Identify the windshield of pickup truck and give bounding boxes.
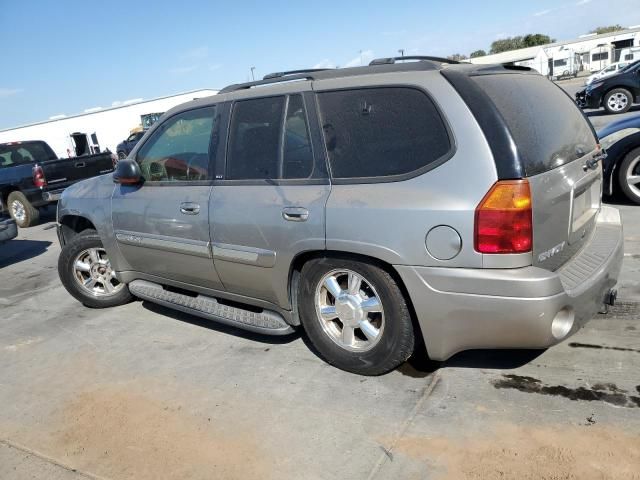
[0,141,57,168]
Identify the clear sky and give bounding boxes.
[1,0,639,130]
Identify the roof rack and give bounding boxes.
[263,68,332,80]
[219,69,331,94]
[369,55,461,66]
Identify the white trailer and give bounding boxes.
[0,90,217,159]
[589,45,612,72]
[550,48,581,79]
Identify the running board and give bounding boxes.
[129,280,294,335]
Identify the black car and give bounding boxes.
[576,60,640,114]
[0,140,115,227]
[116,131,144,160]
[599,113,640,204]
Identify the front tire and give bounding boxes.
[618,147,640,205]
[58,229,133,308]
[7,191,39,228]
[603,88,632,114]
[298,257,415,375]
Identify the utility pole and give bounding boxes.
[398,49,405,57]
[250,66,256,81]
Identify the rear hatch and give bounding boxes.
[41,152,114,186]
[470,72,601,271]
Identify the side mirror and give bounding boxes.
[113,159,143,185]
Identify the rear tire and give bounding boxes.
[618,147,640,205]
[603,88,632,114]
[7,191,39,228]
[58,229,133,308]
[298,257,415,375]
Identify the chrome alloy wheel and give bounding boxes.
[10,200,26,224]
[73,248,123,296]
[314,269,385,352]
[626,155,640,198]
[607,92,628,112]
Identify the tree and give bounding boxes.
[522,34,554,47]
[447,53,468,61]
[470,49,486,58]
[590,25,624,34]
[490,33,554,54]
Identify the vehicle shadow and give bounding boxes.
[0,239,52,268]
[586,105,640,117]
[398,346,545,378]
[141,300,300,345]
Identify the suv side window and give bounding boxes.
[226,94,315,180]
[317,87,451,180]
[136,106,216,182]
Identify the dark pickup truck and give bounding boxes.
[0,140,115,227]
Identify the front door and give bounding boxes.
[112,105,224,290]
[210,91,330,308]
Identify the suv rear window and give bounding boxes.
[317,87,451,180]
[472,74,597,176]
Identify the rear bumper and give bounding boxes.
[42,188,65,201]
[396,206,624,361]
[0,217,18,243]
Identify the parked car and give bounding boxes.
[56,57,623,375]
[599,113,640,204]
[116,131,145,160]
[576,60,640,114]
[0,213,17,244]
[0,140,115,227]
[585,61,630,85]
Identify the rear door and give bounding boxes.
[111,105,224,290]
[471,73,601,270]
[209,89,330,308]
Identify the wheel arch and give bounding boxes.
[59,214,97,244]
[287,250,425,350]
[0,186,19,212]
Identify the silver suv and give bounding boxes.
[56,57,624,375]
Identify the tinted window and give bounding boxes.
[553,59,567,67]
[283,95,313,178]
[227,95,316,180]
[317,87,451,179]
[0,142,57,168]
[136,106,216,182]
[473,74,597,176]
[592,52,609,61]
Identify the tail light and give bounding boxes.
[32,165,47,188]
[475,179,532,254]
[110,152,118,167]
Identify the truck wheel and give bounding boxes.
[298,257,415,375]
[7,191,39,228]
[618,147,640,205]
[58,229,133,308]
[604,88,632,114]
[117,151,127,160]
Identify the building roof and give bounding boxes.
[470,46,547,64]
[0,89,218,133]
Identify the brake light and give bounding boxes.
[33,165,47,188]
[474,179,532,254]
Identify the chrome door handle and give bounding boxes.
[282,207,309,222]
[75,162,86,168]
[180,202,200,215]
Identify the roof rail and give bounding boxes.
[369,55,461,66]
[219,70,331,94]
[263,68,332,80]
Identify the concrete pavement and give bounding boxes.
[0,201,639,479]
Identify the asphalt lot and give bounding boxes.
[1,114,640,478]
